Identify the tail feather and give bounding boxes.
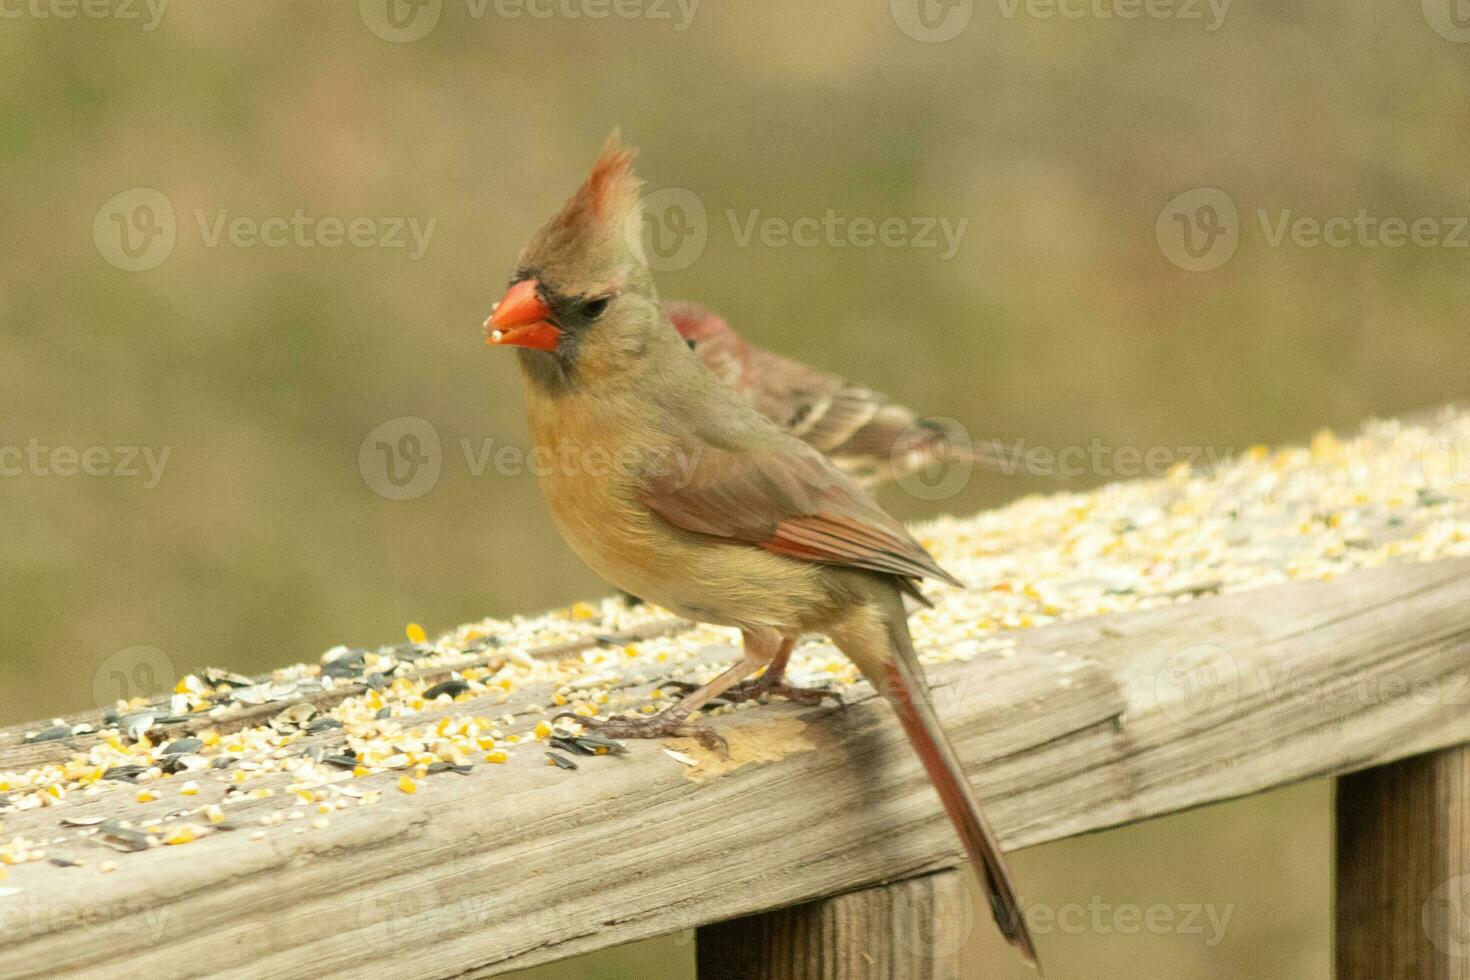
[879,610,1040,968]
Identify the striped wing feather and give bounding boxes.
[639,445,962,587]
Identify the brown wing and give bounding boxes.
[667,301,967,488]
[639,443,962,587]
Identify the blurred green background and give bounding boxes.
[3,1,1466,976]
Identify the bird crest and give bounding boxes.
[521,130,648,278]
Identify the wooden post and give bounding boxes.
[695,870,975,980]
[1337,745,1470,979]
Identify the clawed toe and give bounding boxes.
[658,676,840,708]
[552,710,728,755]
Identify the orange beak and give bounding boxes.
[485,278,561,351]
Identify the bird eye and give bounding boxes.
[582,295,610,320]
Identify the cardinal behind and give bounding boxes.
[667,301,999,488]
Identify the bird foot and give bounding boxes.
[552,710,727,755]
[660,676,842,708]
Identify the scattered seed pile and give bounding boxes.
[1,413,1468,891]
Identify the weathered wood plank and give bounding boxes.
[1,556,1467,978]
[1337,746,1470,979]
[695,870,972,980]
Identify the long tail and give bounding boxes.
[877,603,1040,968]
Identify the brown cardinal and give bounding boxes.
[666,301,992,488]
[483,135,1038,967]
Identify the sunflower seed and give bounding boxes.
[102,765,149,783]
[423,680,471,700]
[270,703,318,734]
[93,822,153,853]
[203,667,255,688]
[161,738,203,756]
[61,816,106,828]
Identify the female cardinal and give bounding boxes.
[484,135,1038,967]
[667,301,992,488]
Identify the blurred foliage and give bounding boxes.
[2,3,1462,976]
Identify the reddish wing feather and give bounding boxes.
[640,445,962,587]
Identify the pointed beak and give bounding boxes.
[485,278,561,351]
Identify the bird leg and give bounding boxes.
[554,631,778,754]
[660,636,843,708]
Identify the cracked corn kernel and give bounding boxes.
[204,805,225,825]
[164,825,199,845]
[533,721,552,739]
[136,790,157,803]
[397,776,418,794]
[484,750,508,764]
[179,782,199,796]
[406,622,427,644]
[570,601,597,620]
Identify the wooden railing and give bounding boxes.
[3,410,1469,979]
